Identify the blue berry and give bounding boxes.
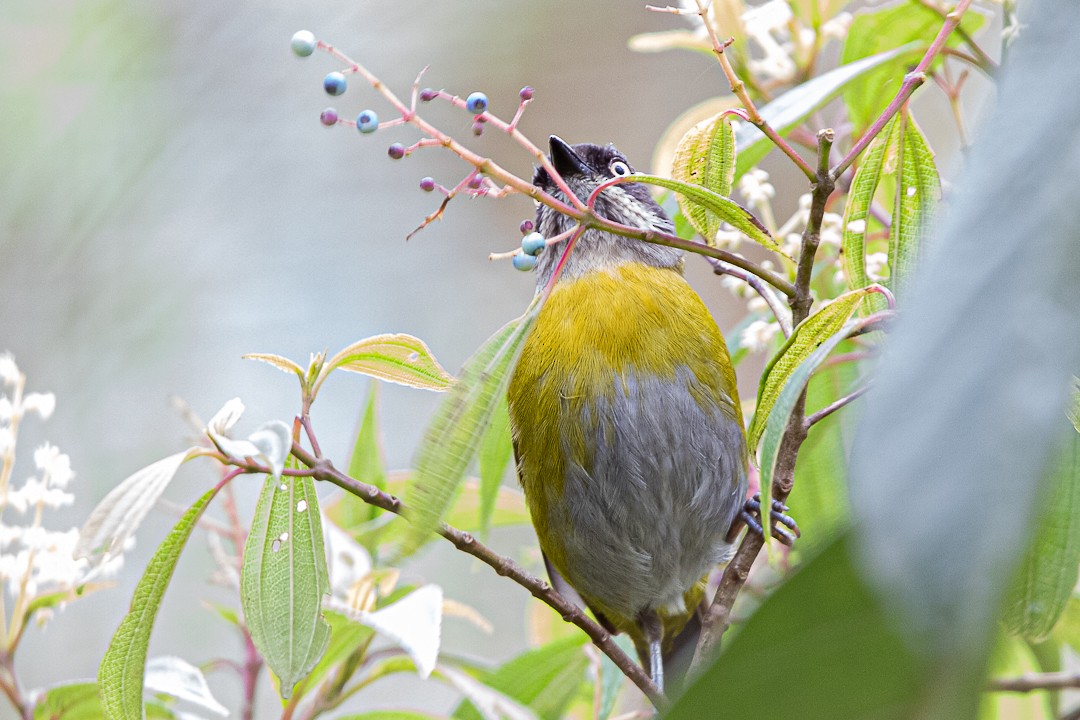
[513,253,538,271]
[419,177,436,192]
[356,109,378,133]
[465,91,488,113]
[319,108,338,126]
[323,72,347,96]
[291,30,316,57]
[521,232,546,256]
[388,143,406,160]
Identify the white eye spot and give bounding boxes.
[609,160,631,177]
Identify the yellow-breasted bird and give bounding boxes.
[508,136,755,693]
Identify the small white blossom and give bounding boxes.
[747,296,769,314]
[846,218,867,235]
[783,233,803,257]
[0,397,14,424]
[821,12,853,41]
[23,393,55,420]
[720,275,751,299]
[714,226,744,250]
[866,252,889,282]
[742,0,797,82]
[34,444,74,487]
[0,427,13,456]
[738,168,776,207]
[0,354,19,386]
[741,319,781,352]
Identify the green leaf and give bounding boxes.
[1050,596,1080,653]
[348,382,388,523]
[98,485,222,720]
[626,173,781,254]
[35,682,104,720]
[757,313,882,558]
[241,462,331,700]
[596,635,635,720]
[749,286,882,452]
[840,3,986,132]
[289,611,374,702]
[477,395,513,533]
[671,112,737,241]
[734,45,917,179]
[668,535,924,719]
[979,635,1054,720]
[1001,420,1080,640]
[242,352,306,382]
[791,358,860,555]
[400,303,540,558]
[326,334,455,391]
[889,112,940,299]
[842,115,897,313]
[452,635,589,720]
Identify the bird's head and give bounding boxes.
[531,135,682,287]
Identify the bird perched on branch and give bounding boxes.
[508,136,792,694]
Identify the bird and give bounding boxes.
[507,135,761,694]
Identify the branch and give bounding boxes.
[832,0,976,179]
[287,443,668,709]
[709,258,793,337]
[988,672,1080,692]
[685,0,816,180]
[909,0,996,74]
[804,382,872,428]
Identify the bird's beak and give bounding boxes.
[549,135,589,178]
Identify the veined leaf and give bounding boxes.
[76,449,199,560]
[34,682,104,720]
[452,635,589,720]
[889,112,940,299]
[757,313,884,553]
[749,286,884,452]
[651,96,740,181]
[1000,419,1080,640]
[241,460,331,699]
[627,173,781,254]
[841,3,987,132]
[477,395,513,533]
[242,352,306,381]
[98,484,222,720]
[326,334,454,391]
[144,657,227,717]
[671,111,737,241]
[400,303,540,558]
[734,45,917,179]
[842,115,898,313]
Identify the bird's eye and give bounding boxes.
[609,160,631,177]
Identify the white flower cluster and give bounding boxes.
[0,354,124,620]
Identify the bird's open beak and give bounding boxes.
[549,135,589,178]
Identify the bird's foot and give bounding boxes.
[737,493,800,546]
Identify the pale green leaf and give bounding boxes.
[596,635,635,720]
[842,115,898,315]
[1000,420,1080,640]
[400,303,540,558]
[749,286,883,452]
[348,382,388,522]
[734,45,917,178]
[452,635,589,720]
[627,173,781,254]
[34,682,104,720]
[98,485,222,720]
[840,3,987,132]
[241,461,331,700]
[76,449,199,559]
[671,112,737,241]
[889,112,940,299]
[1050,596,1080,653]
[326,334,454,391]
[477,396,513,533]
[758,314,882,551]
[242,352,306,381]
[144,656,227,717]
[651,97,740,181]
[290,612,374,701]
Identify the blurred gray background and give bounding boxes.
[0,0,990,716]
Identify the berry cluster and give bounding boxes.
[291,30,548,268]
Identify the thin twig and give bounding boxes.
[689,0,816,180]
[910,0,996,73]
[988,672,1080,692]
[709,259,792,337]
[287,444,668,709]
[804,382,872,428]
[832,0,975,179]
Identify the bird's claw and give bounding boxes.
[740,493,800,546]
